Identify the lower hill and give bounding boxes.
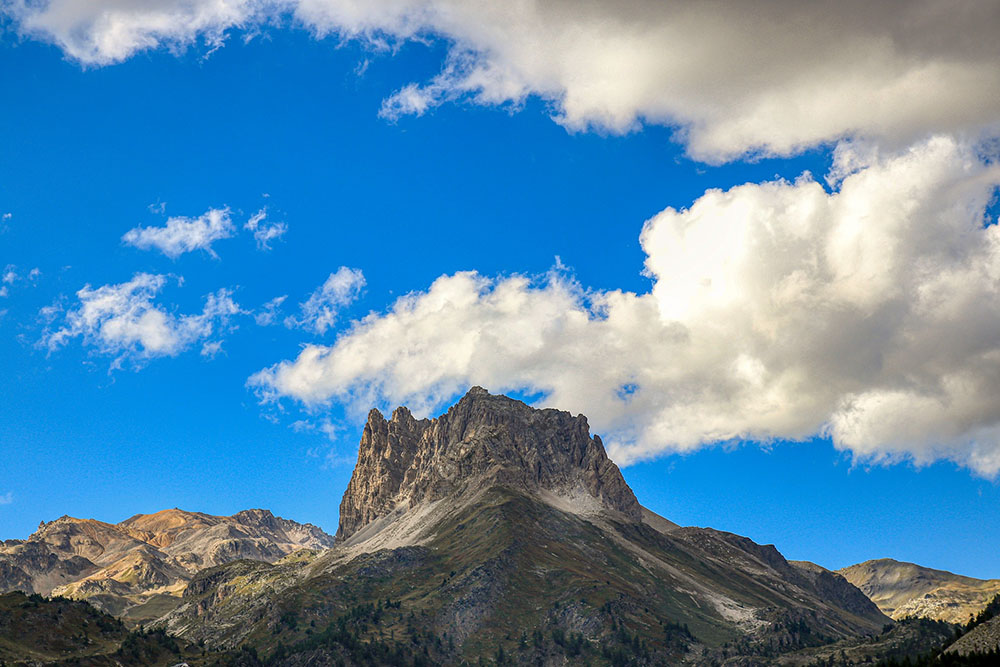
[0,591,128,664]
[0,590,279,666]
[839,559,1000,624]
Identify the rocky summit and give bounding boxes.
[337,386,641,541]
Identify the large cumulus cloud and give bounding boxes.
[252,136,1000,473]
[6,0,1000,160]
[14,0,1000,474]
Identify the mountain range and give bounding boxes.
[152,388,890,663]
[0,508,333,623]
[1,387,998,665]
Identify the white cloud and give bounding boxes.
[284,267,365,334]
[200,339,224,358]
[244,208,287,250]
[38,303,62,322]
[8,1,1000,160]
[252,136,1000,475]
[0,265,40,296]
[8,0,258,65]
[255,295,287,325]
[290,417,340,441]
[122,207,235,259]
[0,492,13,505]
[44,273,243,366]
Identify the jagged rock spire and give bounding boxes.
[337,387,640,540]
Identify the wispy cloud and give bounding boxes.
[43,273,243,368]
[200,340,225,358]
[254,295,287,326]
[284,267,365,335]
[1,265,42,298]
[295,419,354,469]
[0,492,13,506]
[122,207,235,259]
[123,207,288,258]
[244,208,287,250]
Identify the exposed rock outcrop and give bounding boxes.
[337,386,641,540]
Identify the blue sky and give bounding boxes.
[2,2,1000,578]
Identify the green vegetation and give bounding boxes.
[958,593,1000,637]
[2,487,947,665]
[112,627,183,663]
[0,591,127,663]
[168,487,893,664]
[0,591,244,666]
[869,595,1000,667]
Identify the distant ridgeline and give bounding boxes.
[0,507,334,623]
[1,388,1000,665]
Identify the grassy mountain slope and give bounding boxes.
[158,486,887,665]
[839,559,1000,623]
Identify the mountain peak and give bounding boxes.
[337,388,641,541]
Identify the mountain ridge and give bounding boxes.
[839,557,1000,624]
[0,506,334,622]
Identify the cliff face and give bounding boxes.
[337,386,641,540]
